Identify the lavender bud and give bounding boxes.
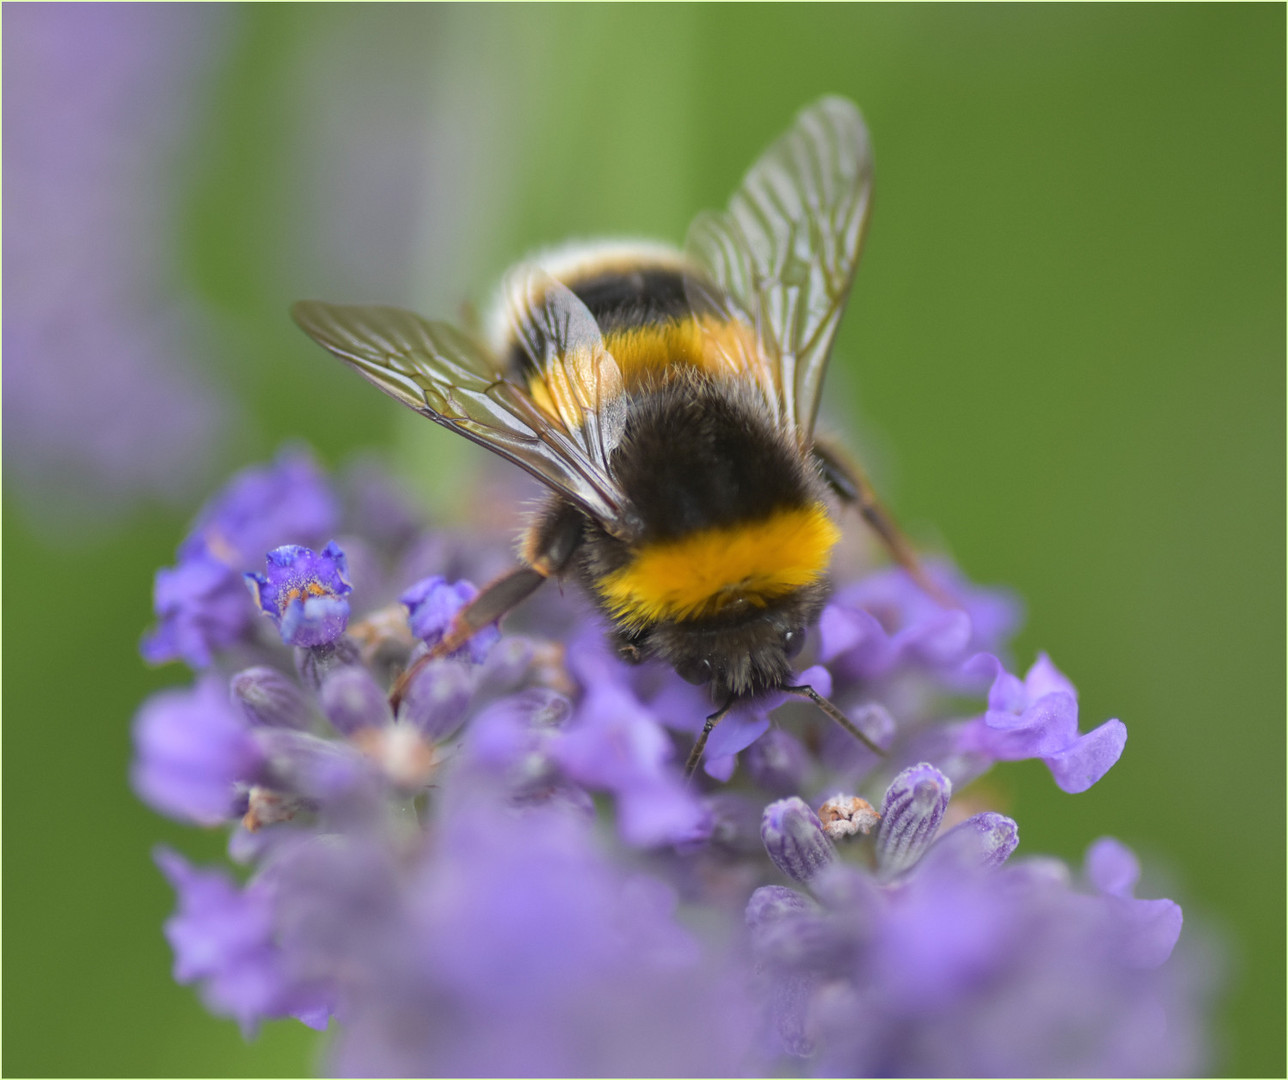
[257,728,366,802]
[923,811,1019,873]
[397,659,477,741]
[230,666,310,730]
[876,763,952,877]
[746,884,816,931]
[319,665,392,735]
[762,797,836,884]
[745,728,811,795]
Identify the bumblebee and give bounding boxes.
[294,96,935,774]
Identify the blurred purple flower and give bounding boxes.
[2,4,230,528]
[131,676,263,825]
[266,798,756,1077]
[156,847,333,1036]
[819,561,1021,683]
[179,449,341,570]
[556,626,706,846]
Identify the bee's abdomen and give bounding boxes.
[590,378,838,630]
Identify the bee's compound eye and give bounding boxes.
[676,656,713,686]
[782,627,808,660]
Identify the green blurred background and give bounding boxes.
[4,5,1282,1076]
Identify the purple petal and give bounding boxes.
[400,575,499,663]
[1111,897,1185,969]
[185,450,340,568]
[817,604,891,674]
[893,607,972,666]
[1086,836,1141,898]
[142,555,253,668]
[983,691,1080,755]
[704,708,770,763]
[1024,651,1078,701]
[155,847,333,1036]
[132,678,264,824]
[746,728,811,795]
[1044,718,1127,793]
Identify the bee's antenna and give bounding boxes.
[684,694,737,779]
[782,684,886,757]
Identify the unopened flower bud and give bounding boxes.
[762,797,836,884]
[231,666,310,729]
[876,763,952,877]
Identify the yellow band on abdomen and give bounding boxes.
[596,503,840,628]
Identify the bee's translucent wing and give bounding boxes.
[503,265,629,487]
[686,96,873,444]
[680,247,784,420]
[291,301,635,531]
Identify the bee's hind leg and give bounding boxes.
[812,440,955,607]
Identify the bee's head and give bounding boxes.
[645,586,827,700]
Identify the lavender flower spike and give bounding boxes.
[132,452,1213,1076]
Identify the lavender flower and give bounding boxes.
[246,543,352,648]
[132,677,263,825]
[956,652,1129,793]
[399,574,499,663]
[133,453,1212,1076]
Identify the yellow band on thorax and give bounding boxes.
[524,315,770,428]
[596,502,840,628]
